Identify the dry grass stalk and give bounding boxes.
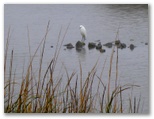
[4,23,142,113]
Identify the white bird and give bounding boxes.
[79,25,87,42]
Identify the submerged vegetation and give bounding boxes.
[4,21,142,113]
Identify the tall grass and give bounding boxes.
[4,21,141,113]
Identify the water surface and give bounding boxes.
[4,4,149,113]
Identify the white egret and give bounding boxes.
[79,25,87,42]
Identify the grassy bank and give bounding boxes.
[4,21,141,113]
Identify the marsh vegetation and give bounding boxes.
[4,21,142,113]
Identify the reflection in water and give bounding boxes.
[76,47,86,62]
[4,4,149,113]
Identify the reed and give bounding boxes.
[4,21,142,113]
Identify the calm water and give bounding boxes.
[4,4,149,113]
